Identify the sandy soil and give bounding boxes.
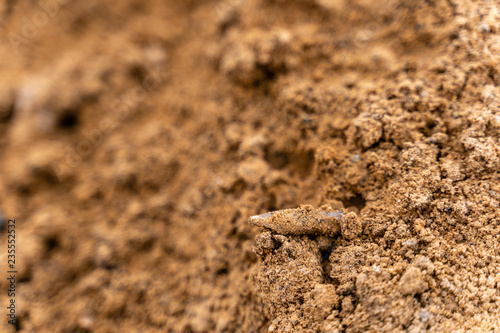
[0,0,500,332]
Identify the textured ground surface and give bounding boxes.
[1,0,500,332]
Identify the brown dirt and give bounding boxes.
[0,0,500,332]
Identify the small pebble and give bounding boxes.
[340,212,363,240]
[250,205,342,236]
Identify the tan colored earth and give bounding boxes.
[0,0,500,332]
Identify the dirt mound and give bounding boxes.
[0,0,499,332]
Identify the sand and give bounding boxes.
[0,0,499,332]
